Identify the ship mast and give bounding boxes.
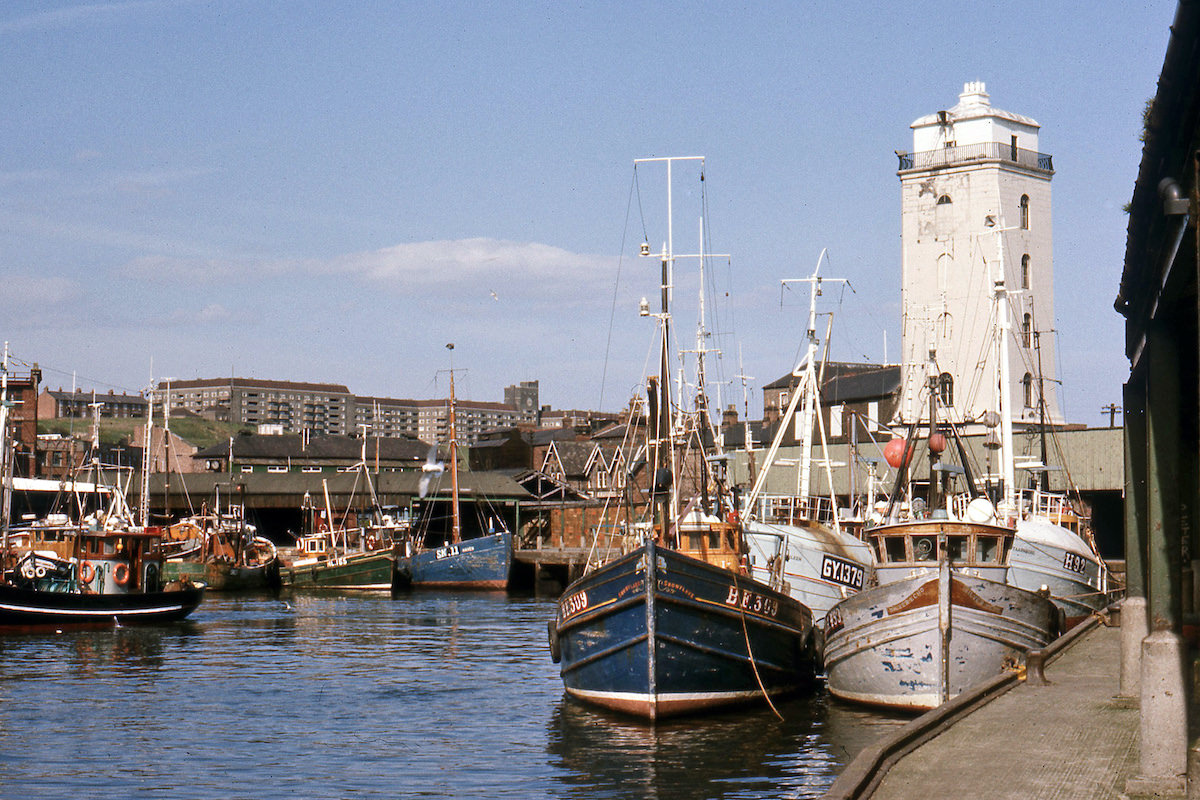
[447,343,461,546]
[0,344,13,558]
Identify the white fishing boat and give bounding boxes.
[1007,486,1109,626]
[742,251,875,624]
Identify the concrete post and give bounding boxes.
[1126,327,1188,796]
[1126,630,1188,796]
[1121,380,1148,701]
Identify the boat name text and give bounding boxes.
[724,586,780,617]
[560,590,589,620]
[821,555,865,590]
[1062,552,1088,574]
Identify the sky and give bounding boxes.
[0,1,1176,424]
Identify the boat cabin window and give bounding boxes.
[976,536,1001,563]
[686,531,705,550]
[881,536,907,563]
[946,535,969,562]
[913,536,936,561]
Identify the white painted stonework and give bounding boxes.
[897,81,1061,428]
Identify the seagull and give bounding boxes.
[490,290,499,301]
[419,444,446,498]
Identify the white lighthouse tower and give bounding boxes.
[896,81,1061,429]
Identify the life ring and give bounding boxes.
[366,536,377,550]
[20,561,35,579]
[80,561,96,583]
[113,562,131,586]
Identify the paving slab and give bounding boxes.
[867,622,1139,800]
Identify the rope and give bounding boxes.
[732,569,784,721]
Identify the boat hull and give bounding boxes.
[1010,516,1107,627]
[744,519,874,624]
[551,539,817,720]
[280,549,396,591]
[163,559,281,592]
[823,565,1059,712]
[394,531,512,589]
[0,583,205,630]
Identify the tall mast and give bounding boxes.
[447,344,461,545]
[992,223,1016,513]
[139,383,154,527]
[0,344,13,554]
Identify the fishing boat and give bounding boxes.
[280,438,404,590]
[1007,487,1108,627]
[973,226,1109,628]
[822,514,1059,711]
[162,501,280,591]
[741,251,875,625]
[393,348,512,590]
[0,352,204,629]
[279,482,402,591]
[1,518,205,629]
[822,369,1060,711]
[548,157,817,720]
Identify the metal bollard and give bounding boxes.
[1025,649,1050,686]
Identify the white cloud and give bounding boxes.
[0,1,185,34]
[328,237,615,287]
[118,238,616,293]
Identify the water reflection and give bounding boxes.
[547,690,908,800]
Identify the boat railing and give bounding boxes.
[1014,488,1088,530]
[754,494,838,526]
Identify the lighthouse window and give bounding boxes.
[1021,255,1030,289]
[938,373,954,406]
[1022,373,1034,408]
[1022,314,1032,347]
[1019,195,1030,229]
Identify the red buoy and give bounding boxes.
[928,432,947,453]
[884,437,913,468]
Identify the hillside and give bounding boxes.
[39,415,247,449]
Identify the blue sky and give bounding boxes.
[0,1,1174,423]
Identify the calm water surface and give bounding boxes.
[0,592,906,799]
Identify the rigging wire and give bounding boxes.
[598,169,641,414]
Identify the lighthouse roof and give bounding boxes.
[912,81,1040,130]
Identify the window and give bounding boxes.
[241,465,254,473]
[1022,373,1034,408]
[936,194,952,205]
[938,373,954,407]
[1019,194,1030,229]
[1010,134,1018,161]
[267,465,288,474]
[1021,254,1030,289]
[1022,313,1032,347]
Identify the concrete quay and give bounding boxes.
[824,614,1146,800]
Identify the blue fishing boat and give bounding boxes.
[394,529,511,589]
[547,157,817,720]
[393,346,512,590]
[550,529,816,719]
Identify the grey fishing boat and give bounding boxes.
[823,518,1061,711]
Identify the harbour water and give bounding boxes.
[0,592,906,799]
